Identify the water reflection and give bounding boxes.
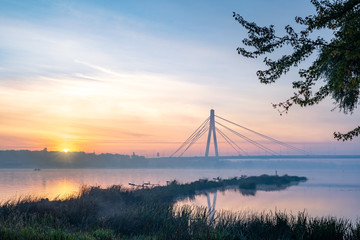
[0,171,79,200]
[177,179,304,213]
[0,168,359,222]
[176,184,360,222]
[206,192,217,224]
[44,178,79,199]
[0,169,245,201]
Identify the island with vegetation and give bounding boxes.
[1,174,359,239]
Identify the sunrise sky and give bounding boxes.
[1,0,359,156]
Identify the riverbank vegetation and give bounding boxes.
[1,175,359,239]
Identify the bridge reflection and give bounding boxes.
[206,191,217,225]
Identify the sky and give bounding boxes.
[0,0,359,156]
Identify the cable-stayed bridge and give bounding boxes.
[170,109,306,158]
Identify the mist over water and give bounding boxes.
[177,168,360,222]
[1,161,359,222]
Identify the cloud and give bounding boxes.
[1,1,359,154]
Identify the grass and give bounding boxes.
[0,175,359,239]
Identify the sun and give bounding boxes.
[62,148,70,153]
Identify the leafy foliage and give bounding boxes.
[234,0,360,140]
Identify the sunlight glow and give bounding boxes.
[1,0,359,155]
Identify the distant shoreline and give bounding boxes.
[1,150,359,169]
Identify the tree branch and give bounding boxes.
[334,126,360,141]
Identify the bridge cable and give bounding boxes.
[178,126,209,157]
[179,125,209,157]
[215,128,248,155]
[215,127,241,155]
[180,122,210,154]
[217,127,247,155]
[174,124,208,157]
[170,117,209,157]
[173,123,208,158]
[216,121,278,155]
[216,115,306,154]
[216,121,277,155]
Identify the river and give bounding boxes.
[0,166,359,222]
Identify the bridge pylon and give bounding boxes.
[170,109,305,158]
[205,109,219,157]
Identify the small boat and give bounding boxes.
[34,168,41,171]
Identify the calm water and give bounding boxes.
[0,167,359,221]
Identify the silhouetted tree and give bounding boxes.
[234,0,360,140]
